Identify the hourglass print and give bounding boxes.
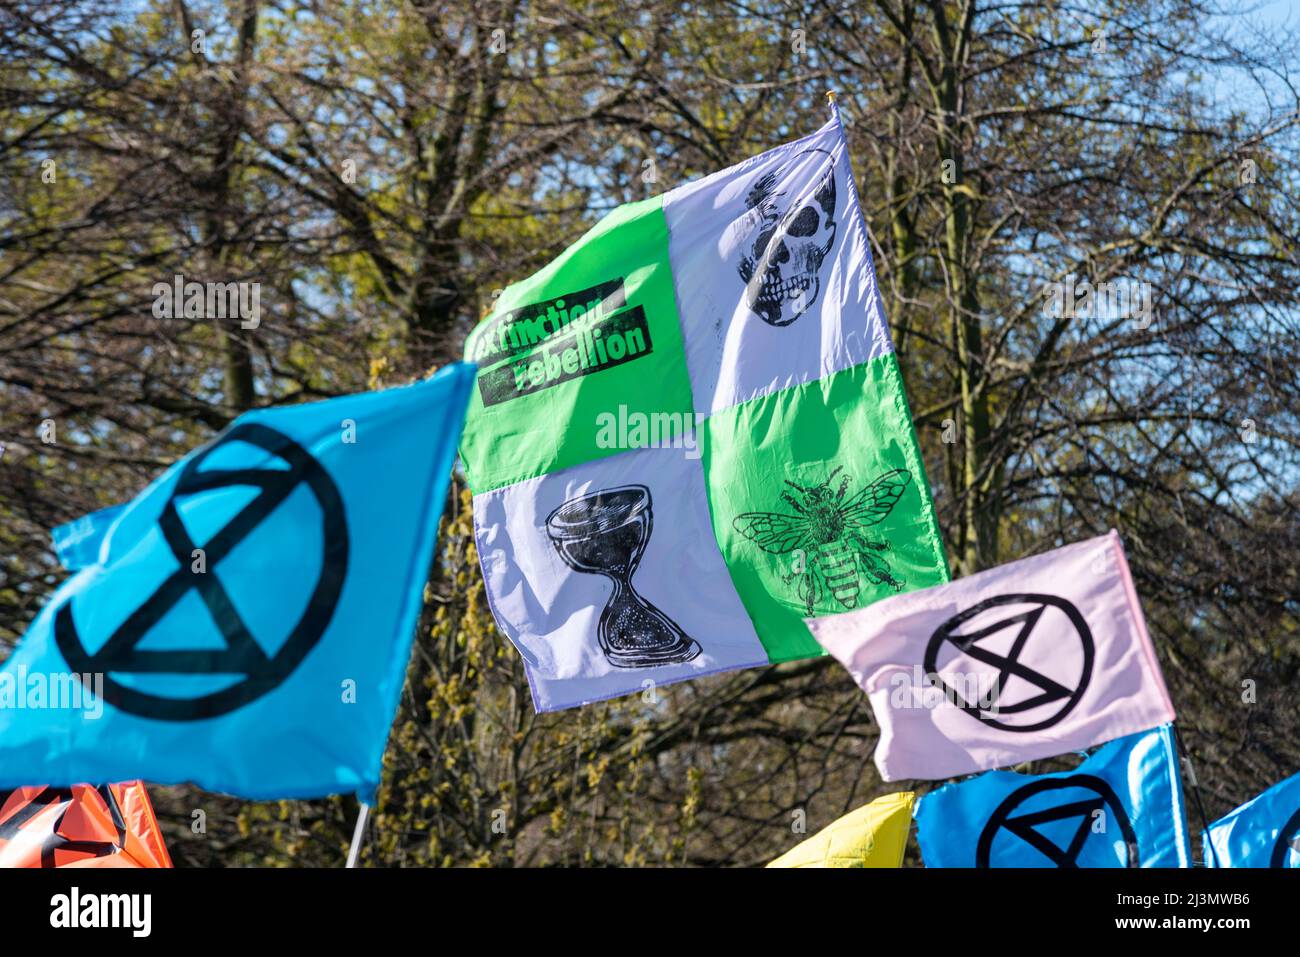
[545,484,701,668]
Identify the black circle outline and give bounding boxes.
[923,592,1095,733]
[975,774,1139,868]
[54,423,348,720]
[1269,806,1300,867]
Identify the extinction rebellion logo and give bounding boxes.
[53,423,348,721]
[470,278,653,406]
[976,775,1139,867]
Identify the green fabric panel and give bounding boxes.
[702,352,950,661]
[460,196,695,493]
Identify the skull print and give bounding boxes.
[737,149,837,327]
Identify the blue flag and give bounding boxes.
[1203,772,1300,867]
[915,726,1191,867]
[52,505,127,572]
[0,363,475,802]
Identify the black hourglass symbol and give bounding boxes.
[545,484,701,668]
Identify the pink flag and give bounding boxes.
[805,531,1175,781]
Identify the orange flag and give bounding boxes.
[0,783,172,868]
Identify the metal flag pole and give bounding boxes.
[346,801,370,869]
[1172,724,1219,868]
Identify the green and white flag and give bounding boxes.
[462,106,948,711]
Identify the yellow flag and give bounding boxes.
[767,791,914,868]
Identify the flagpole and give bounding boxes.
[1172,724,1219,867]
[346,801,370,868]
